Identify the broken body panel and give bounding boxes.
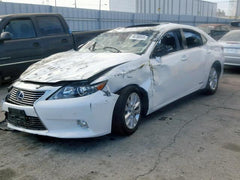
[2,23,224,138]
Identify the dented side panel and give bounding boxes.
[1,24,225,138]
[93,55,154,112]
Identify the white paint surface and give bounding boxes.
[3,23,224,138]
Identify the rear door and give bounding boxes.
[181,29,207,88]
[34,16,73,58]
[0,18,43,81]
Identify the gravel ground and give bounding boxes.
[0,67,240,180]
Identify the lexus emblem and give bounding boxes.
[16,91,24,101]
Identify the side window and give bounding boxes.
[151,31,180,57]
[183,30,203,48]
[36,16,65,36]
[3,19,36,40]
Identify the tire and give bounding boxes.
[112,86,142,135]
[203,65,220,95]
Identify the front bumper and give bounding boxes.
[2,82,118,138]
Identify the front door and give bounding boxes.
[0,18,43,81]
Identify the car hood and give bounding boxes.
[20,50,140,83]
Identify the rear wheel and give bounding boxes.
[203,65,219,95]
[112,86,142,135]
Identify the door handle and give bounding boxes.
[33,42,40,47]
[181,55,188,61]
[61,39,68,43]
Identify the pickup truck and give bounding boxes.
[0,13,106,84]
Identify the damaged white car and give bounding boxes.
[2,23,224,138]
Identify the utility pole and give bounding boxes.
[99,0,102,29]
[74,0,77,8]
[55,0,56,7]
[99,0,102,11]
[163,0,165,14]
[236,0,240,18]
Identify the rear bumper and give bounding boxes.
[224,55,240,66]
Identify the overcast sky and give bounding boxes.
[2,0,234,14]
[208,0,231,12]
[2,0,109,10]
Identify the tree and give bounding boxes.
[217,9,226,17]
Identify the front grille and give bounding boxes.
[7,113,47,130]
[7,87,45,106]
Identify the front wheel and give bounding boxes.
[112,86,142,135]
[203,66,219,95]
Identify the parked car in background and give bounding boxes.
[219,30,240,66]
[231,21,240,29]
[0,13,106,85]
[2,23,224,138]
[197,24,230,40]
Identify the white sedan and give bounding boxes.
[219,30,240,66]
[2,23,224,138]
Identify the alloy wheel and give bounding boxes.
[124,92,141,129]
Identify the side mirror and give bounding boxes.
[0,32,12,42]
[152,44,168,58]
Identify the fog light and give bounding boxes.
[77,120,88,128]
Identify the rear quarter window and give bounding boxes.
[36,16,65,36]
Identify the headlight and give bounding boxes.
[48,81,107,100]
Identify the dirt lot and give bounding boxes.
[0,67,240,180]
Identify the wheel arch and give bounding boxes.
[115,84,149,116]
[212,60,222,76]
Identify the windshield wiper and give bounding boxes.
[102,46,121,53]
[89,44,122,53]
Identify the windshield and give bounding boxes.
[220,31,240,42]
[79,30,157,54]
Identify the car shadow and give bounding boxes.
[224,66,240,75]
[141,91,203,124]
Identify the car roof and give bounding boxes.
[105,23,214,42]
[126,23,169,28]
[198,24,228,27]
[0,13,61,19]
[110,23,203,34]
